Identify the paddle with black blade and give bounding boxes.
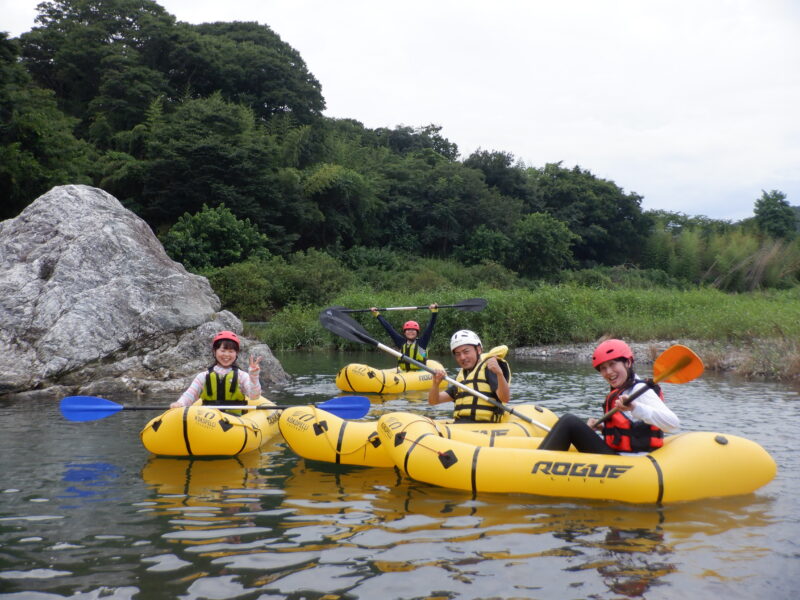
[341,297,487,313]
[319,307,552,433]
[60,395,371,422]
[593,344,704,429]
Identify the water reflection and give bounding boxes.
[141,452,270,497]
[139,455,779,599]
[59,462,123,505]
[141,447,284,555]
[0,354,797,599]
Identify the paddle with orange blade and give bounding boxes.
[594,344,704,428]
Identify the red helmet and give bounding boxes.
[403,321,420,332]
[212,330,240,350]
[592,339,633,368]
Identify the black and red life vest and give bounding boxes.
[601,378,665,452]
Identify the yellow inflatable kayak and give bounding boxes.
[278,403,559,468]
[335,359,447,393]
[139,397,281,457]
[334,345,509,394]
[376,411,777,503]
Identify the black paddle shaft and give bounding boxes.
[341,298,487,313]
[319,307,552,432]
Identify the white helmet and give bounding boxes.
[450,329,482,351]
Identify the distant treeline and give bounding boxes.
[2,0,798,294]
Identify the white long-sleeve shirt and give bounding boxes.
[174,365,261,407]
[621,380,680,433]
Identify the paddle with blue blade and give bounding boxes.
[319,306,552,433]
[60,395,371,422]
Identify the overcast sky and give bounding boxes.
[3,0,799,221]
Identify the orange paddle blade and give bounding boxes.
[652,345,704,384]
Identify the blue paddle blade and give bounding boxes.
[317,395,370,419]
[60,396,123,422]
[59,394,370,422]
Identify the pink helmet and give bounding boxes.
[592,339,633,368]
[403,321,420,332]
[212,330,240,350]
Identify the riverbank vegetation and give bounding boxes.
[4,1,799,379]
[242,279,800,380]
[227,245,800,380]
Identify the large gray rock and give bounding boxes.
[0,185,289,399]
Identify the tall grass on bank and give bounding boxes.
[247,285,800,356]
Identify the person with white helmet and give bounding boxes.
[538,338,679,454]
[428,329,510,422]
[370,304,438,371]
[170,330,263,412]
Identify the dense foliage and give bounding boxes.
[254,285,800,380]
[160,203,270,270]
[2,0,798,297]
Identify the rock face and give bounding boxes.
[0,185,289,399]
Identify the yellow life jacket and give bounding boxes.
[452,347,511,423]
[399,340,427,371]
[200,366,247,414]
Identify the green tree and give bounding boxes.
[86,54,168,147]
[509,213,579,278]
[673,228,703,283]
[527,162,650,267]
[464,149,540,210]
[377,150,520,256]
[640,228,676,273]
[206,249,354,318]
[19,1,325,142]
[136,93,289,243]
[754,189,796,239]
[299,163,379,250]
[160,204,270,270]
[19,0,175,131]
[188,21,325,123]
[453,225,513,266]
[0,32,93,218]
[372,124,459,160]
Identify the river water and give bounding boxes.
[1,351,798,600]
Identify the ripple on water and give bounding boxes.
[183,538,279,554]
[162,526,272,540]
[211,550,318,570]
[266,564,362,596]
[0,568,72,579]
[0,515,64,522]
[141,553,192,572]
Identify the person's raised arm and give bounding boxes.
[485,357,510,404]
[418,303,439,349]
[428,370,453,405]
[371,307,406,347]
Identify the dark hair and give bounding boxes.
[618,359,636,390]
[213,339,239,352]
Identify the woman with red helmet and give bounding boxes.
[370,304,439,372]
[537,338,679,454]
[170,330,263,410]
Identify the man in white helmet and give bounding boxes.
[428,330,510,422]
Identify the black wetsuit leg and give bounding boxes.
[538,413,618,454]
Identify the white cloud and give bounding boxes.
[2,0,798,220]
